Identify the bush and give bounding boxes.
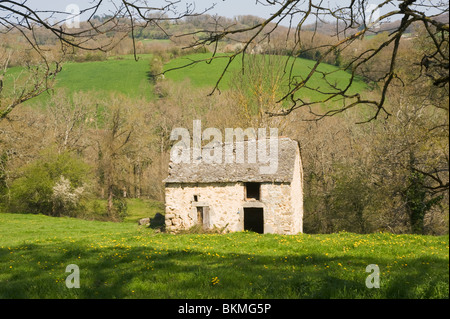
[51,176,85,217]
[8,151,92,216]
[112,196,128,221]
[149,54,164,83]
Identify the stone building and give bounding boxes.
[163,137,304,234]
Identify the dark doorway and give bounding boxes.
[244,208,264,234]
[245,182,261,200]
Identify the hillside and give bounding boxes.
[163,53,367,103]
[55,55,154,100]
[4,52,367,106]
[0,213,447,299]
[3,55,154,104]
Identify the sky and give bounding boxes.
[18,1,446,28]
[25,0,282,20]
[184,0,283,19]
[17,0,299,29]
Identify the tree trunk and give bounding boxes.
[107,184,116,221]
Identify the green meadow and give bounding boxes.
[164,53,367,103]
[4,52,367,107]
[4,54,154,103]
[55,55,154,100]
[2,52,446,300]
[0,213,448,299]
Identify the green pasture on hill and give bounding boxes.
[3,54,154,104]
[4,52,368,108]
[163,53,368,104]
[54,55,154,100]
[0,213,448,299]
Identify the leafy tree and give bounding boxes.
[404,170,443,234]
[8,151,91,216]
[329,165,373,234]
[0,151,7,195]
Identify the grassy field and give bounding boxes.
[4,54,154,103]
[4,52,367,109]
[0,213,448,299]
[54,55,154,100]
[164,53,368,104]
[124,199,165,224]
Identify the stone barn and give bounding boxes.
[163,137,304,235]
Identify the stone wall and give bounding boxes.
[259,183,295,234]
[165,182,244,233]
[165,180,303,235]
[290,145,304,234]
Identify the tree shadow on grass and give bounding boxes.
[0,242,447,299]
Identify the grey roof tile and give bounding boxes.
[164,137,299,183]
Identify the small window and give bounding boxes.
[193,195,199,202]
[245,182,261,200]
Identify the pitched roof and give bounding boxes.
[164,137,299,184]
